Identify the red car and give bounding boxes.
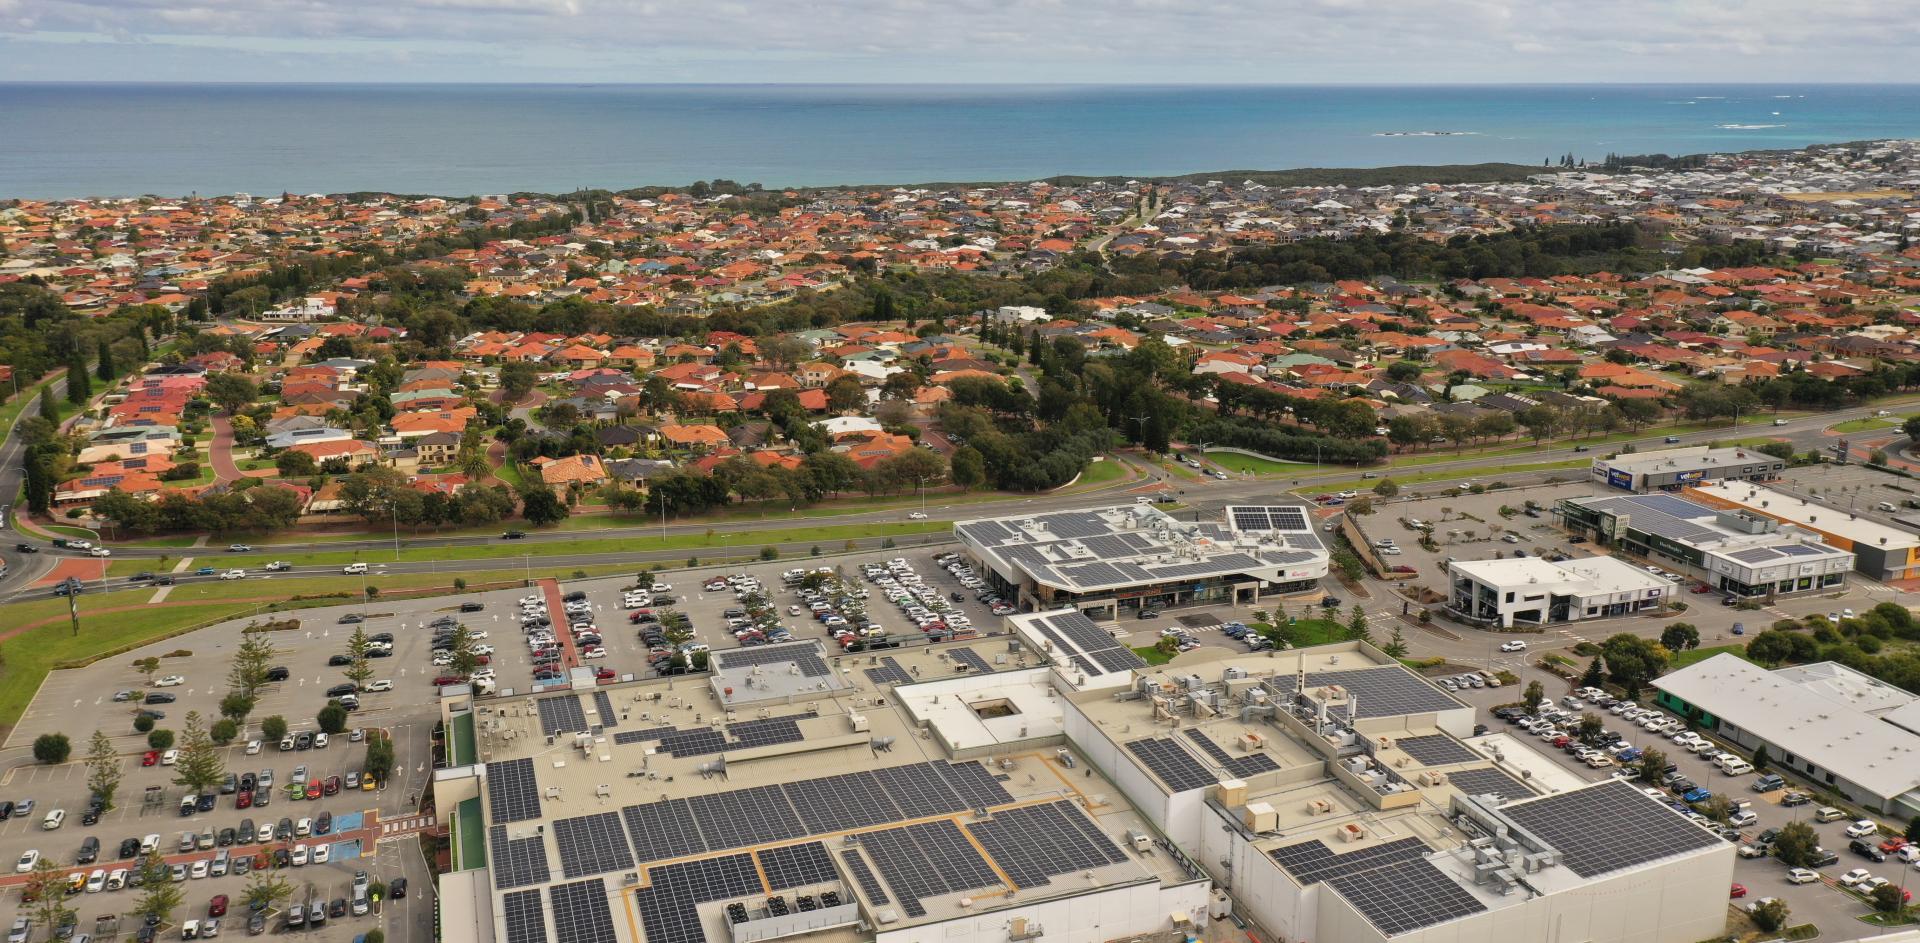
[1880,837,1910,854]
[594,668,615,681]
[432,675,461,686]
[141,751,160,767]
[1729,883,1746,899]
[209,894,229,917]
[305,780,323,800]
[1551,735,1572,748]
[323,776,341,796]
[1690,585,1714,594]
[236,790,253,810]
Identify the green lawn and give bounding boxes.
[1206,450,1302,475]
[1298,458,1590,495]
[1261,617,1349,648]
[108,521,949,573]
[42,523,100,540]
[1833,415,1912,433]
[1669,643,1752,672]
[1132,645,1174,666]
[0,372,69,434]
[1075,458,1128,487]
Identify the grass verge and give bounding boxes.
[1669,643,1751,671]
[1206,450,1303,475]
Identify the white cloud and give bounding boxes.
[0,0,1910,81]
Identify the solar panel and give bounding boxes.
[1266,666,1463,718]
[1500,780,1721,878]
[658,727,728,758]
[966,801,1128,888]
[1035,611,1146,674]
[940,760,1014,809]
[490,824,553,890]
[1777,543,1827,557]
[612,725,676,746]
[1326,858,1486,935]
[1445,767,1535,802]
[864,656,913,686]
[548,880,618,943]
[552,811,636,879]
[486,758,543,824]
[502,889,549,943]
[622,798,707,864]
[949,648,994,673]
[537,695,588,736]
[1268,836,1429,886]
[839,849,890,904]
[729,716,805,749]
[1392,734,1480,767]
[591,690,619,729]
[1180,729,1280,777]
[714,643,830,677]
[758,842,837,890]
[858,820,1002,918]
[872,762,966,819]
[1125,738,1215,792]
[685,784,806,851]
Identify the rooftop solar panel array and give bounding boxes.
[552,811,636,879]
[1500,780,1721,878]
[864,656,914,686]
[1228,506,1310,532]
[757,841,838,890]
[1265,665,1463,718]
[547,880,619,943]
[591,690,619,729]
[1268,836,1429,886]
[948,648,994,673]
[1325,858,1488,936]
[1444,767,1536,802]
[622,798,707,864]
[966,801,1127,888]
[636,854,764,943]
[713,643,830,677]
[657,727,728,758]
[839,849,891,905]
[858,820,1002,918]
[1392,734,1480,767]
[611,725,676,746]
[536,695,588,736]
[486,758,543,824]
[1125,738,1216,792]
[940,759,1015,809]
[1180,728,1281,777]
[687,783,807,850]
[501,889,548,943]
[490,824,553,890]
[1034,611,1146,674]
[728,716,805,749]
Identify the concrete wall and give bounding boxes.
[874,879,1211,943]
[1200,808,1314,942]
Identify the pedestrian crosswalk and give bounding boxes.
[377,814,436,838]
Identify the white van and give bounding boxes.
[1877,502,1898,513]
[342,563,368,574]
[1815,806,1848,823]
[1715,756,1754,776]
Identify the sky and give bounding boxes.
[0,0,1914,84]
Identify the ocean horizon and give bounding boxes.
[4,82,1919,199]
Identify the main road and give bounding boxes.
[0,399,1868,598]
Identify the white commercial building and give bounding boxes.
[1654,653,1920,818]
[1590,445,1788,492]
[1447,556,1673,628]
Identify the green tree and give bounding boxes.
[133,656,161,685]
[65,353,91,404]
[1600,633,1670,697]
[1579,657,1606,689]
[32,732,70,764]
[949,446,986,490]
[243,869,294,913]
[219,692,256,728]
[1871,883,1905,916]
[1770,821,1820,869]
[1345,605,1371,643]
[133,850,183,924]
[1750,897,1789,932]
[133,713,155,734]
[37,386,57,424]
[449,625,481,679]
[1636,747,1668,785]
[211,718,238,746]
[25,855,76,940]
[499,361,540,403]
[1907,815,1920,844]
[1382,624,1408,658]
[1659,622,1700,652]
[1577,714,1603,742]
[1753,744,1770,772]
[203,372,258,414]
[343,626,375,691]
[365,732,396,784]
[1523,680,1545,709]
[171,710,224,794]
[517,484,569,526]
[147,728,173,751]
[84,730,121,811]
[95,337,115,381]
[274,449,319,477]
[260,715,288,742]
[317,702,349,735]
[1371,478,1399,498]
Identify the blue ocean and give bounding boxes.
[2,83,1918,199]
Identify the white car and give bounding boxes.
[581,648,607,660]
[907,512,928,520]
[244,740,261,755]
[87,547,111,557]
[154,675,185,687]
[313,733,329,749]
[1840,868,1873,887]
[161,750,178,765]
[364,680,393,692]
[1787,868,1821,885]
[312,844,330,864]
[14,850,37,873]
[1499,640,1528,652]
[473,646,494,656]
[290,845,308,867]
[189,859,208,879]
[1846,819,1879,838]
[343,563,367,574]
[220,569,246,580]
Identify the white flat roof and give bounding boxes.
[1451,555,1672,595]
[1654,654,1920,800]
[1599,446,1781,475]
[1690,480,1920,550]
